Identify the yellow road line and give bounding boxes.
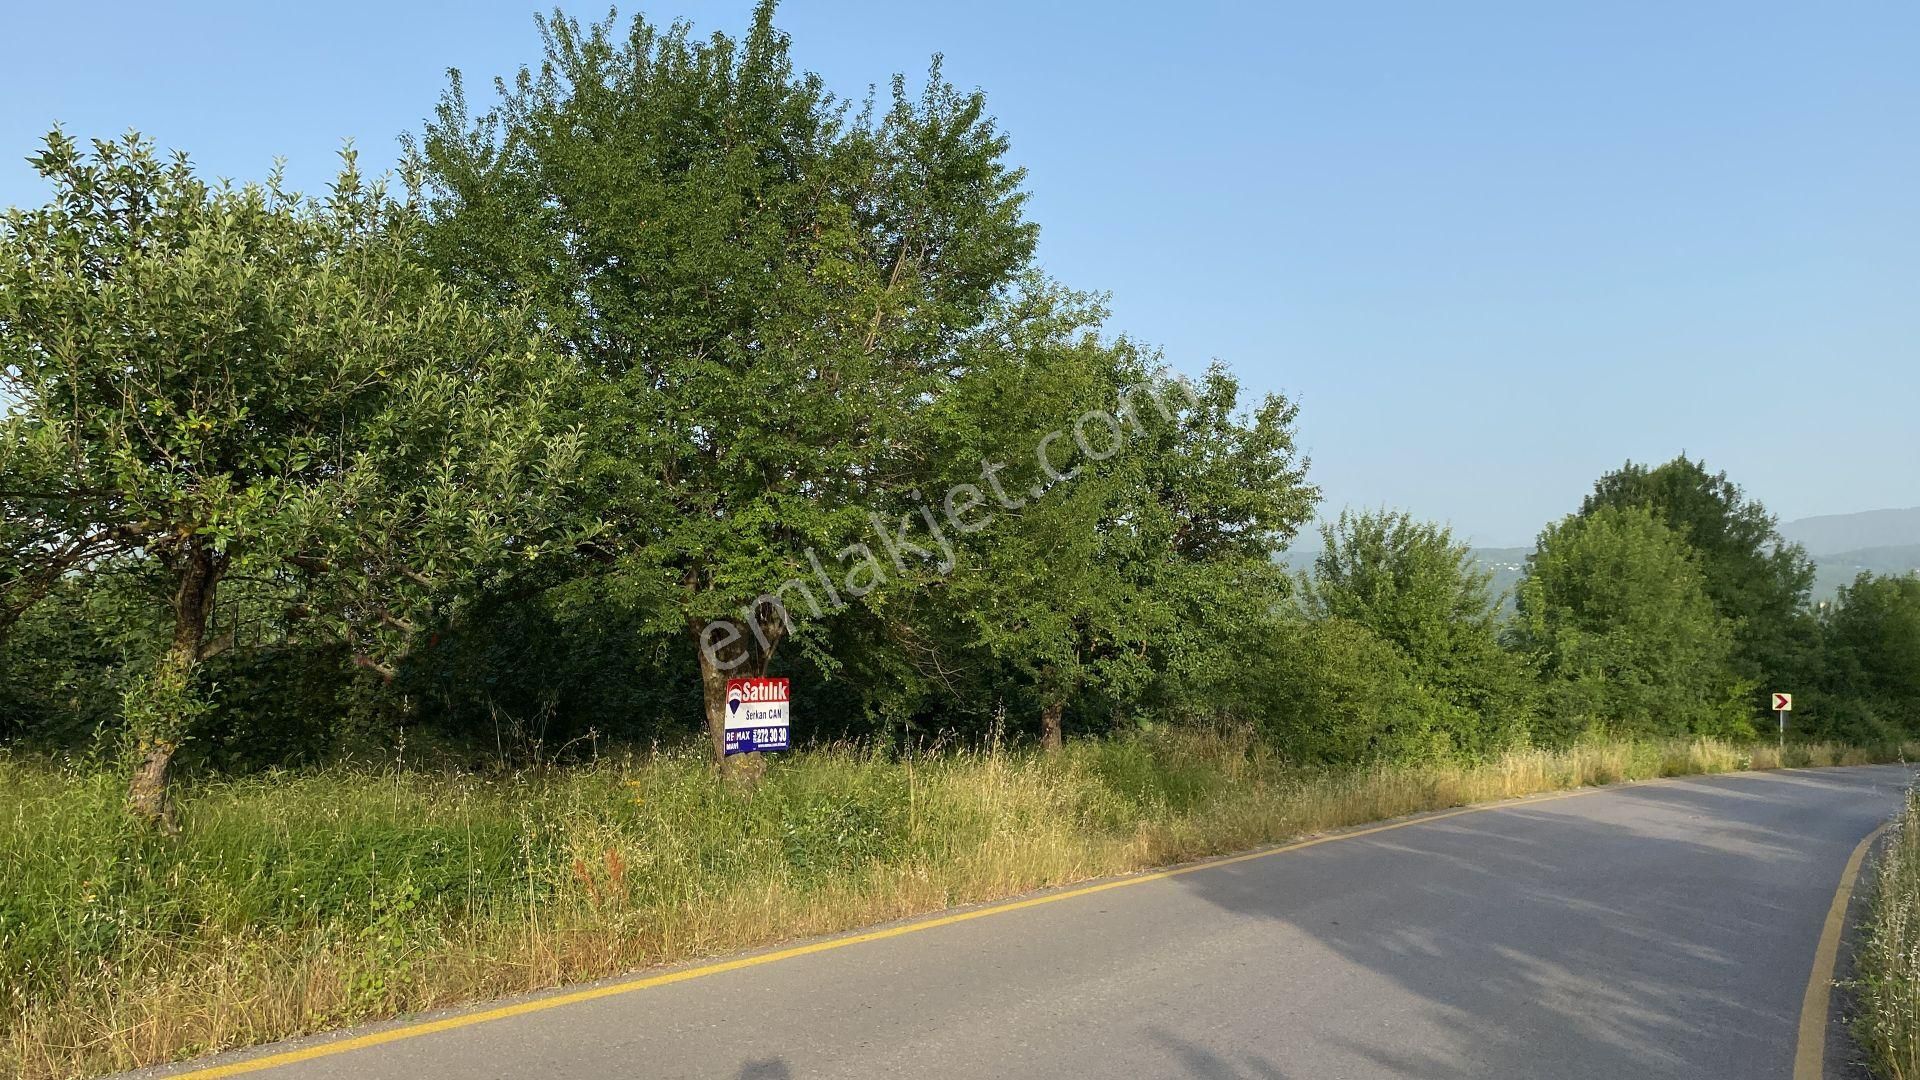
[163,767,1890,1080]
[1794,819,1891,1080]
[163,787,1603,1078]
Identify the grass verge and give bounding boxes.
[1856,782,1920,1078]
[1,732,1907,1079]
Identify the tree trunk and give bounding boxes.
[126,738,179,832]
[127,539,222,833]
[1040,700,1064,753]
[688,603,787,783]
[694,635,731,767]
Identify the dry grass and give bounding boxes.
[3,732,1912,1080]
[1856,783,1920,1078]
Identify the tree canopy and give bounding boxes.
[411,4,1050,764]
[1302,510,1533,752]
[0,132,579,823]
[1810,572,1920,740]
[1580,455,1816,705]
[1,4,1915,819]
[1513,506,1751,740]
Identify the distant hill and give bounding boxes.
[1277,544,1531,604]
[1810,544,1920,599]
[1279,510,1920,608]
[1471,547,1531,604]
[1777,508,1920,600]
[1778,507,1920,556]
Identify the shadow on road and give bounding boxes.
[1154,768,1903,1080]
[1148,1026,1291,1079]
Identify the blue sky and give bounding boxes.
[6,1,1915,546]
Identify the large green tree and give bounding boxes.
[1100,367,1316,730]
[0,133,578,826]
[1512,505,1750,740]
[1815,572,1920,739]
[1302,510,1533,753]
[1580,456,1816,705]
[900,292,1140,749]
[921,349,1314,749]
[414,5,1051,764]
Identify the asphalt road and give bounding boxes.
[149,765,1914,1080]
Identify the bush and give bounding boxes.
[1250,617,1460,764]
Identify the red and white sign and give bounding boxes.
[725,677,791,755]
[1772,692,1793,712]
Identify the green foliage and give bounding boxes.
[0,131,581,770]
[1580,455,1816,701]
[1301,510,1535,754]
[1805,572,1920,741]
[399,573,704,760]
[916,347,1316,741]
[1098,369,1317,722]
[413,4,1036,640]
[3,5,1913,801]
[0,573,162,750]
[1513,506,1752,740]
[118,661,210,749]
[6,11,1920,1072]
[1250,616,1460,764]
[0,735,1256,1044]
[404,4,1321,752]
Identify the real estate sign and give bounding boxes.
[724,676,791,755]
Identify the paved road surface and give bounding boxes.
[147,765,1914,1080]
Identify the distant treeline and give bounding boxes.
[2,4,1915,827]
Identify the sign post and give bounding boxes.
[724,677,791,756]
[1772,692,1793,750]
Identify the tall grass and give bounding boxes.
[1857,784,1920,1078]
[0,732,1907,1080]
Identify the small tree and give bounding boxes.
[1302,510,1533,753]
[1580,455,1816,705]
[923,302,1138,751]
[1512,506,1750,740]
[1104,366,1316,728]
[927,352,1314,751]
[0,132,578,828]
[1304,511,1498,652]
